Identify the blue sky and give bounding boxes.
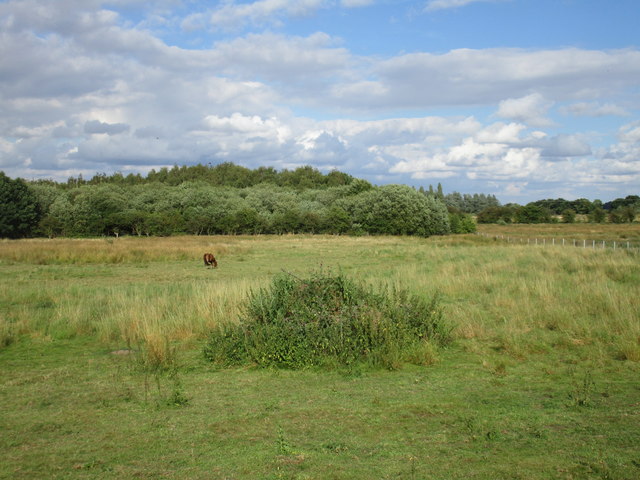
[1,0,639,203]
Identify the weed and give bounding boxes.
[569,371,596,407]
[204,268,449,370]
[166,369,189,407]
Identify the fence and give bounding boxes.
[476,233,639,252]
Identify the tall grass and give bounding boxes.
[385,243,640,361]
[0,236,245,264]
[477,223,640,243]
[1,232,638,365]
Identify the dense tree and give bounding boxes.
[4,163,635,236]
[322,206,351,234]
[0,172,42,238]
[609,206,637,223]
[589,207,607,223]
[477,206,515,224]
[531,198,596,215]
[603,195,640,211]
[561,209,577,224]
[515,204,553,224]
[345,185,449,236]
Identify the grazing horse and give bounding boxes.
[203,253,218,268]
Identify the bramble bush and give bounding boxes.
[203,269,450,370]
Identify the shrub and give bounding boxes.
[448,210,477,233]
[203,269,450,370]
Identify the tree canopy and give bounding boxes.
[3,163,635,237]
[0,172,41,238]
[5,165,456,238]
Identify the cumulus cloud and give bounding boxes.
[496,93,555,127]
[209,32,351,85]
[330,48,640,112]
[539,134,591,158]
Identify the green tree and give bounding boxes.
[561,209,577,224]
[70,185,128,236]
[515,204,552,224]
[322,206,351,234]
[346,184,450,236]
[448,209,476,233]
[589,207,606,223]
[609,206,636,224]
[0,172,41,238]
[477,206,515,224]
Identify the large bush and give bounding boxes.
[204,270,450,370]
[344,184,450,236]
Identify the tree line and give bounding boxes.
[1,166,476,238]
[476,196,639,224]
[3,163,635,238]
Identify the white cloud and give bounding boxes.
[474,122,527,144]
[84,120,130,135]
[561,102,630,117]
[539,134,591,158]
[341,0,375,6]
[424,0,504,12]
[496,93,555,127]
[326,48,640,112]
[206,0,327,31]
[210,32,351,84]
[618,122,640,144]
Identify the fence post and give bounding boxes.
[583,240,586,248]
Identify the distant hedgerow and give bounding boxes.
[203,269,450,370]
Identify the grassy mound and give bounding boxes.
[204,269,450,369]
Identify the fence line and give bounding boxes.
[476,233,639,252]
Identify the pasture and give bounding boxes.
[1,231,639,479]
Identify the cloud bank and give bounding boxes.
[0,0,638,202]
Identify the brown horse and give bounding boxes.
[203,253,218,268]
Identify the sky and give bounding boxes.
[1,0,639,203]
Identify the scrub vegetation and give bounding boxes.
[1,230,639,479]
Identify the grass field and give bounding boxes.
[1,231,639,479]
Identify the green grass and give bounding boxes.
[1,233,639,479]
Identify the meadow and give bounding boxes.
[1,230,639,479]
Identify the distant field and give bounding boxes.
[1,230,639,479]
[478,222,640,244]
